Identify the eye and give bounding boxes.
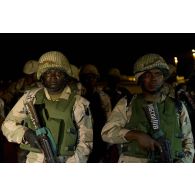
[55,72,63,77]
[44,72,52,77]
[154,72,163,77]
[143,72,152,79]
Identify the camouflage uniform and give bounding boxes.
[81,87,112,118]
[79,64,112,162]
[2,84,93,163]
[1,51,93,163]
[101,93,194,162]
[79,64,112,118]
[102,53,194,163]
[1,60,42,114]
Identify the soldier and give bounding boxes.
[19,59,42,91]
[2,60,41,114]
[104,68,132,109]
[103,68,132,162]
[1,51,93,163]
[176,72,195,139]
[101,53,194,163]
[79,64,111,162]
[162,63,177,98]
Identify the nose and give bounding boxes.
[49,73,59,81]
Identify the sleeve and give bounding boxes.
[101,97,132,144]
[179,102,195,163]
[66,95,93,163]
[1,93,29,144]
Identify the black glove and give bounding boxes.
[24,129,42,150]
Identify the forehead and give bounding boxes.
[45,68,63,74]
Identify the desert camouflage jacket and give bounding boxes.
[2,85,93,163]
[101,93,194,163]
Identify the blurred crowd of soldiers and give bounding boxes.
[0,50,195,163]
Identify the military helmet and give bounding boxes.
[23,60,38,75]
[133,53,170,81]
[168,64,176,76]
[37,51,72,80]
[70,64,79,80]
[79,64,100,76]
[108,68,121,78]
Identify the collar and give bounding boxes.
[44,85,72,101]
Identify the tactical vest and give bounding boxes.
[122,95,183,161]
[21,86,78,156]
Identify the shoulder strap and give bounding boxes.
[24,88,43,103]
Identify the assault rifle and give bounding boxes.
[144,103,173,163]
[24,101,56,163]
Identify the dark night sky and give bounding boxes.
[1,33,195,80]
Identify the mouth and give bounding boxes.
[150,84,159,88]
[49,81,58,85]
[150,83,159,87]
[148,84,162,91]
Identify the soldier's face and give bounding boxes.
[41,69,66,93]
[141,68,164,94]
[79,73,98,88]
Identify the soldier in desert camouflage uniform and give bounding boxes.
[2,60,42,115]
[1,51,93,163]
[102,53,194,163]
[79,64,111,162]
